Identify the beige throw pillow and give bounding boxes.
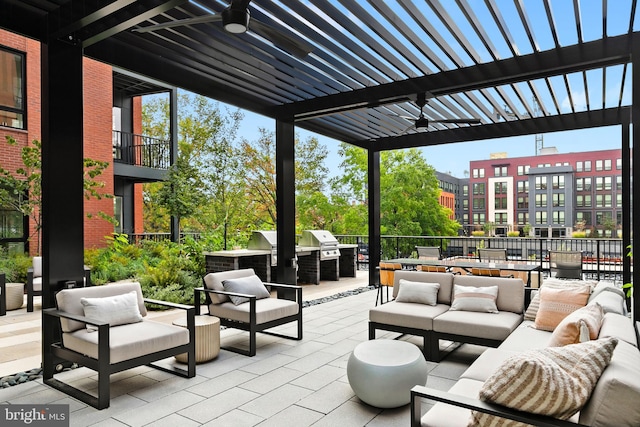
[81,291,143,332]
[470,337,618,426]
[450,285,498,313]
[395,280,439,305]
[524,279,595,321]
[534,285,590,331]
[222,275,271,305]
[547,302,605,347]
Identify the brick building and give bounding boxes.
[0,30,173,254]
[466,147,623,238]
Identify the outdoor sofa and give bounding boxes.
[369,271,525,362]
[411,278,638,426]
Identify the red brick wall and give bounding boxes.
[83,58,114,248]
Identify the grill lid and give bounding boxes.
[247,230,277,250]
[299,230,339,247]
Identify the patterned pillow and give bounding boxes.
[395,280,439,305]
[524,279,596,321]
[450,285,498,313]
[534,285,590,331]
[470,337,618,426]
[547,302,605,347]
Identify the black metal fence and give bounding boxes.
[113,131,170,169]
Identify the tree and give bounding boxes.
[142,92,245,241]
[333,143,459,237]
[0,136,112,254]
[239,130,331,230]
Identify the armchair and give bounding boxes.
[43,281,195,409]
[196,268,303,357]
[549,250,583,279]
[27,256,92,312]
[416,246,441,260]
[477,248,507,262]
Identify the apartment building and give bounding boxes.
[0,30,175,253]
[466,148,623,238]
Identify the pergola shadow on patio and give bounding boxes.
[0,0,638,408]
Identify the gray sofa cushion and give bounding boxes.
[419,378,483,427]
[369,302,450,330]
[579,340,640,426]
[598,312,638,347]
[433,310,522,341]
[208,297,299,324]
[61,320,189,364]
[452,275,524,314]
[393,271,454,304]
[460,348,519,382]
[497,320,552,351]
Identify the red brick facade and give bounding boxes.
[1,30,116,252]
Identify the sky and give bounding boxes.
[232,108,623,179]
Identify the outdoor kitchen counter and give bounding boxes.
[204,249,273,282]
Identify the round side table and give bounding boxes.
[173,315,220,363]
[5,283,24,311]
[347,339,428,408]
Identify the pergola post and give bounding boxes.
[169,87,179,243]
[632,45,640,322]
[368,149,381,286]
[275,119,297,285]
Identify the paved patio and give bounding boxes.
[0,272,483,426]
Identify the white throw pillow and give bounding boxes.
[81,291,143,332]
[222,275,271,305]
[395,280,439,305]
[450,285,498,313]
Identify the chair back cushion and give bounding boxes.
[393,270,454,304]
[453,275,525,314]
[203,268,257,304]
[33,256,42,278]
[56,282,147,332]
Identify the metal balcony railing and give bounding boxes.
[113,130,170,169]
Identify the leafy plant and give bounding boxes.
[623,244,633,298]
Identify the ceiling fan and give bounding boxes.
[395,93,481,131]
[132,0,313,59]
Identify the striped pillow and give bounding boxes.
[470,337,618,426]
[450,285,498,313]
[535,286,590,331]
[524,280,596,321]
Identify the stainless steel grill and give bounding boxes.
[247,230,278,266]
[299,230,341,260]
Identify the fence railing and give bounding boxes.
[113,131,170,169]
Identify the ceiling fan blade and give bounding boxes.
[250,19,313,58]
[133,15,222,33]
[431,118,481,124]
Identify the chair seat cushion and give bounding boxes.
[433,310,522,341]
[62,320,189,364]
[32,277,42,292]
[208,298,299,324]
[370,301,450,330]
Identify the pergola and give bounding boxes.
[0,1,637,315]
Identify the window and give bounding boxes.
[596,211,613,225]
[584,160,591,171]
[517,196,528,209]
[576,177,592,191]
[617,193,622,207]
[473,183,485,195]
[596,177,607,191]
[596,160,603,171]
[604,194,612,207]
[535,176,547,190]
[495,213,508,224]
[616,176,622,189]
[552,193,565,207]
[463,199,469,209]
[463,213,469,223]
[535,194,547,207]
[473,213,486,224]
[604,159,612,171]
[576,161,583,172]
[616,158,622,170]
[495,166,507,177]
[535,211,547,224]
[0,189,27,252]
[473,198,485,209]
[576,212,591,226]
[494,182,508,194]
[552,175,565,189]
[517,181,529,193]
[596,194,604,207]
[472,168,485,178]
[0,47,25,129]
[517,165,526,175]
[604,176,612,190]
[517,212,529,225]
[495,197,508,209]
[462,185,468,196]
[553,211,565,225]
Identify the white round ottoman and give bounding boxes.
[347,339,428,408]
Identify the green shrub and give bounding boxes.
[0,249,31,282]
[572,231,587,238]
[471,231,485,237]
[507,231,520,237]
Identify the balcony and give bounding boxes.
[113,130,170,170]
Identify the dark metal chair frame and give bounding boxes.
[42,298,196,410]
[478,248,508,262]
[27,264,92,312]
[0,273,6,316]
[195,283,303,357]
[415,246,442,259]
[549,250,583,279]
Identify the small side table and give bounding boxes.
[173,315,220,363]
[5,283,24,311]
